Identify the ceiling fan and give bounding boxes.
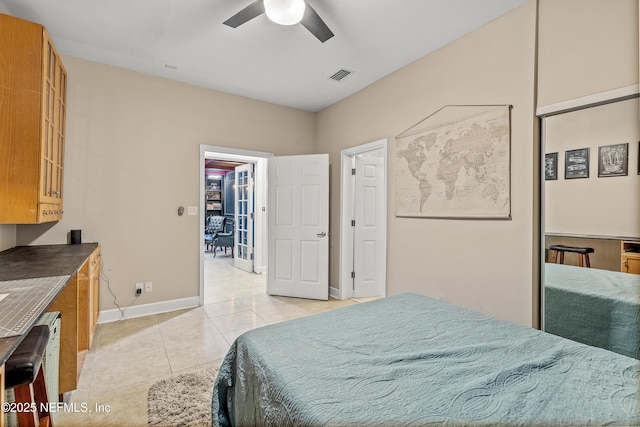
[223,0,334,43]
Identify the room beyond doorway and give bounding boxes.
[199,145,272,306]
[204,159,254,273]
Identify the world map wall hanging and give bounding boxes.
[395,105,511,219]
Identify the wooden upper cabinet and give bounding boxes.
[0,14,67,223]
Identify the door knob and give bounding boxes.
[316,232,327,237]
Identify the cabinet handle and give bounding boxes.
[54,191,60,196]
[41,209,63,217]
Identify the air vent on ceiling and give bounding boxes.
[329,69,352,82]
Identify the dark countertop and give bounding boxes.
[0,243,98,281]
[0,243,98,365]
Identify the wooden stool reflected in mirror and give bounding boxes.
[549,245,595,268]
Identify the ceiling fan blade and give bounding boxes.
[223,1,265,28]
[300,3,334,43]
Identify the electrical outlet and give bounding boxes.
[145,281,153,293]
[135,282,143,296]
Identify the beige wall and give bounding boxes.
[317,2,538,326]
[545,98,640,238]
[539,0,640,243]
[16,57,316,310]
[537,0,639,108]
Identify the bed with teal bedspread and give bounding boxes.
[213,293,640,426]
[545,262,640,359]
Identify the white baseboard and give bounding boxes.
[329,286,342,300]
[97,296,200,324]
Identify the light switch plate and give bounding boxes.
[187,206,197,215]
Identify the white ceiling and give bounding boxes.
[0,0,528,112]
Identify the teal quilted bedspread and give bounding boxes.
[213,293,640,426]
[545,263,640,359]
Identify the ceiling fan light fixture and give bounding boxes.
[264,0,306,26]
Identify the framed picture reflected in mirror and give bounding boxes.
[598,143,628,177]
[545,152,558,180]
[564,148,589,179]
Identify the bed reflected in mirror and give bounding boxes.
[542,97,640,360]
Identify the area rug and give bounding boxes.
[148,365,219,426]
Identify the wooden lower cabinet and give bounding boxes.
[77,248,98,352]
[621,241,640,274]
[90,248,101,347]
[48,245,100,395]
[622,255,640,274]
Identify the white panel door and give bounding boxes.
[353,155,385,298]
[268,154,328,300]
[234,163,254,272]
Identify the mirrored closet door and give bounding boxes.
[541,96,640,359]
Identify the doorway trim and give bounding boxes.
[338,138,388,300]
[199,145,272,306]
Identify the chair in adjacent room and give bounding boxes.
[204,215,226,252]
[4,325,53,427]
[213,218,234,258]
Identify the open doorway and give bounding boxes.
[199,145,272,306]
[200,143,387,305]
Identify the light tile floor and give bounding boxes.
[56,252,360,426]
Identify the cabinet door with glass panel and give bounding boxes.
[0,15,66,223]
[39,30,66,209]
